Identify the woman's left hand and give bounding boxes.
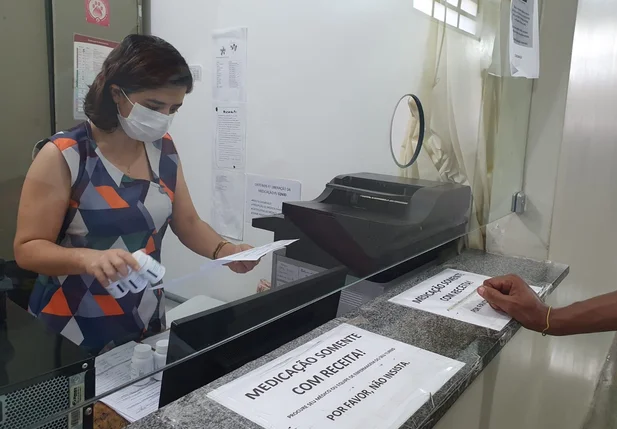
[219,243,259,274]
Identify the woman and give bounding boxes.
[14,35,257,354]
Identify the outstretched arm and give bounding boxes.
[477,275,617,336]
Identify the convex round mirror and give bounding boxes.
[390,94,425,169]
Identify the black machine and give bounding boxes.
[160,266,348,407]
[0,300,95,429]
[160,173,471,406]
[254,173,472,281]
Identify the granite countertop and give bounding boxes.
[129,250,569,429]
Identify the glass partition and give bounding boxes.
[0,0,544,428]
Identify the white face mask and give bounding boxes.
[117,89,174,142]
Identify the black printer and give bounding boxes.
[254,173,471,281]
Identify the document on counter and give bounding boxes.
[101,379,161,423]
[95,341,137,395]
[389,269,542,331]
[208,324,464,429]
[97,341,161,422]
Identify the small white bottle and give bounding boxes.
[153,339,169,381]
[130,344,154,386]
[104,281,129,299]
[133,250,166,284]
[120,269,150,294]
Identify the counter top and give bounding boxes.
[128,250,569,429]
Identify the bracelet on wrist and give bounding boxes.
[541,306,552,336]
[213,240,231,260]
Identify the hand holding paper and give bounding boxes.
[149,240,298,291]
[477,274,548,332]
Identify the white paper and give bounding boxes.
[150,240,299,290]
[389,269,542,331]
[212,170,245,240]
[246,175,302,221]
[214,104,246,169]
[212,27,248,102]
[509,0,540,78]
[276,260,319,286]
[73,35,118,120]
[95,341,138,396]
[101,379,161,423]
[208,324,464,429]
[218,239,298,263]
[189,64,203,82]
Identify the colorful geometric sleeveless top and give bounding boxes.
[29,122,178,355]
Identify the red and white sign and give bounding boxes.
[85,0,110,27]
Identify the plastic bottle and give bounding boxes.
[132,250,166,284]
[103,281,129,299]
[105,251,165,298]
[120,269,150,294]
[153,339,169,381]
[130,344,154,386]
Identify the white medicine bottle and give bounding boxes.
[130,344,154,386]
[133,250,166,284]
[153,339,169,381]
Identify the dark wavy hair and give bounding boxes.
[84,34,193,132]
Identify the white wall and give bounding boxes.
[149,0,530,303]
[149,0,442,302]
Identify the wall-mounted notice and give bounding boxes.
[189,65,203,82]
[73,34,118,120]
[389,269,542,331]
[85,0,110,27]
[212,170,245,240]
[212,27,248,102]
[208,324,464,429]
[509,0,540,78]
[214,105,246,170]
[246,175,301,221]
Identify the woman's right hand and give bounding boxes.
[80,249,141,286]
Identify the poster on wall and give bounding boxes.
[213,104,246,170]
[212,169,245,240]
[73,34,118,120]
[245,174,302,221]
[212,27,248,102]
[85,0,111,27]
[389,269,543,331]
[509,0,540,78]
[208,324,464,429]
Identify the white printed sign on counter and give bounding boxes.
[208,324,464,429]
[389,269,541,331]
[509,0,540,78]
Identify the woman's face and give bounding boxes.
[112,85,187,119]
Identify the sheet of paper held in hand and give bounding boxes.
[389,269,542,331]
[208,324,464,429]
[150,239,298,290]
